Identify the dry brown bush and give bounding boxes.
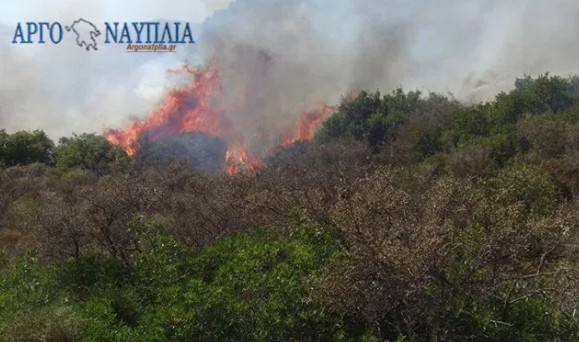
[520,119,568,158]
[446,144,495,178]
[311,166,571,337]
[254,140,375,225]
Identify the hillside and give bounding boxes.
[0,74,578,340]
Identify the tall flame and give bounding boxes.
[105,65,234,156]
[284,104,336,146]
[105,64,339,174]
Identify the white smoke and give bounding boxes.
[0,0,230,138]
[197,0,579,150]
[2,0,579,141]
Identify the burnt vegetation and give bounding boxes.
[1,74,579,340]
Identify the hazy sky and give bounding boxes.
[0,0,233,25]
[0,0,233,138]
[2,0,579,141]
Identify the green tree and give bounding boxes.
[317,91,384,143]
[55,133,127,172]
[0,130,54,167]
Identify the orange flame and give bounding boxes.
[224,145,264,175]
[105,65,265,173]
[105,64,343,174]
[105,65,236,156]
[284,104,336,146]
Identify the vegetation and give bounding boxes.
[54,133,128,173]
[0,74,579,340]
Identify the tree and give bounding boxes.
[316,91,385,144]
[55,133,127,172]
[0,130,54,167]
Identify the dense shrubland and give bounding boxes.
[0,74,579,340]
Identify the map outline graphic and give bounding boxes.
[65,18,101,51]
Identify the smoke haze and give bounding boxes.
[2,0,579,141]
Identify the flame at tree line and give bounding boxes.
[105,64,337,174]
[283,104,336,146]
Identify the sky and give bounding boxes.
[2,0,579,141]
[0,0,232,25]
[0,0,233,138]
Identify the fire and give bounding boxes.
[105,64,261,173]
[105,65,265,173]
[224,145,263,175]
[284,104,336,146]
[105,65,234,156]
[105,63,339,174]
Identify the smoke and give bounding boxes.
[189,0,579,150]
[2,0,579,142]
[0,0,223,139]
